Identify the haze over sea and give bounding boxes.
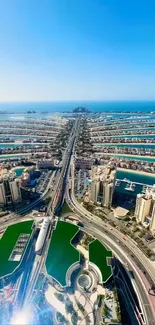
[0,101,155,114]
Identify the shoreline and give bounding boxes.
[93,133,155,138]
[94,143,155,146]
[0,151,47,157]
[96,152,155,159]
[117,167,155,178]
[0,142,49,145]
[12,166,25,169]
[0,133,51,138]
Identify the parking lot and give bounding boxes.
[75,169,89,199]
[36,170,52,194]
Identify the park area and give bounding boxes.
[0,220,34,278]
[46,221,79,286]
[89,240,112,283]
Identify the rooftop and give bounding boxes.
[114,206,129,218]
[91,165,116,183]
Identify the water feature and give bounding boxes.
[14,167,25,177]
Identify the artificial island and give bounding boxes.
[0,108,155,325]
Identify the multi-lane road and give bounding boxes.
[45,116,155,324]
[64,152,155,325]
[3,117,155,324]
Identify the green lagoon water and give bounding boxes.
[95,143,155,149]
[0,143,46,149]
[102,134,155,138]
[103,153,155,163]
[0,154,28,160]
[14,168,25,177]
[105,127,155,133]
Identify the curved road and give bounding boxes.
[65,156,155,325]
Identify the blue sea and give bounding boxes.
[96,143,155,149]
[103,153,155,162]
[115,170,155,199]
[0,101,155,114]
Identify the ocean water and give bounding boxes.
[0,101,155,114]
[0,143,46,149]
[0,135,37,140]
[96,143,155,149]
[106,134,155,138]
[116,170,155,185]
[115,169,155,198]
[104,127,155,134]
[103,153,155,162]
[0,155,27,160]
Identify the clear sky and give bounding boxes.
[0,0,155,101]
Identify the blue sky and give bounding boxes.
[0,0,155,101]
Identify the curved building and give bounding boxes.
[35,217,50,253]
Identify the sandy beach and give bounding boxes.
[117,167,155,178]
[95,152,155,159]
[0,151,47,157]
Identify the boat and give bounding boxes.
[115,180,121,187]
[125,182,135,192]
[123,178,129,182]
[115,180,121,186]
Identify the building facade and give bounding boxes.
[90,165,116,208]
[150,202,155,235]
[102,182,114,208]
[0,172,21,206]
[135,187,155,234]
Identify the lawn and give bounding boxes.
[89,240,112,283]
[0,220,34,278]
[46,221,79,286]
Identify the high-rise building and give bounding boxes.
[90,165,116,207]
[150,201,155,235]
[135,193,152,224]
[0,182,6,205]
[91,180,100,202]
[0,172,21,206]
[102,182,114,208]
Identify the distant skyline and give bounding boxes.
[0,0,155,102]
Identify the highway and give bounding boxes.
[51,113,155,325]
[47,118,79,215]
[63,152,155,325]
[5,117,155,325]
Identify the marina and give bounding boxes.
[114,169,155,197]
